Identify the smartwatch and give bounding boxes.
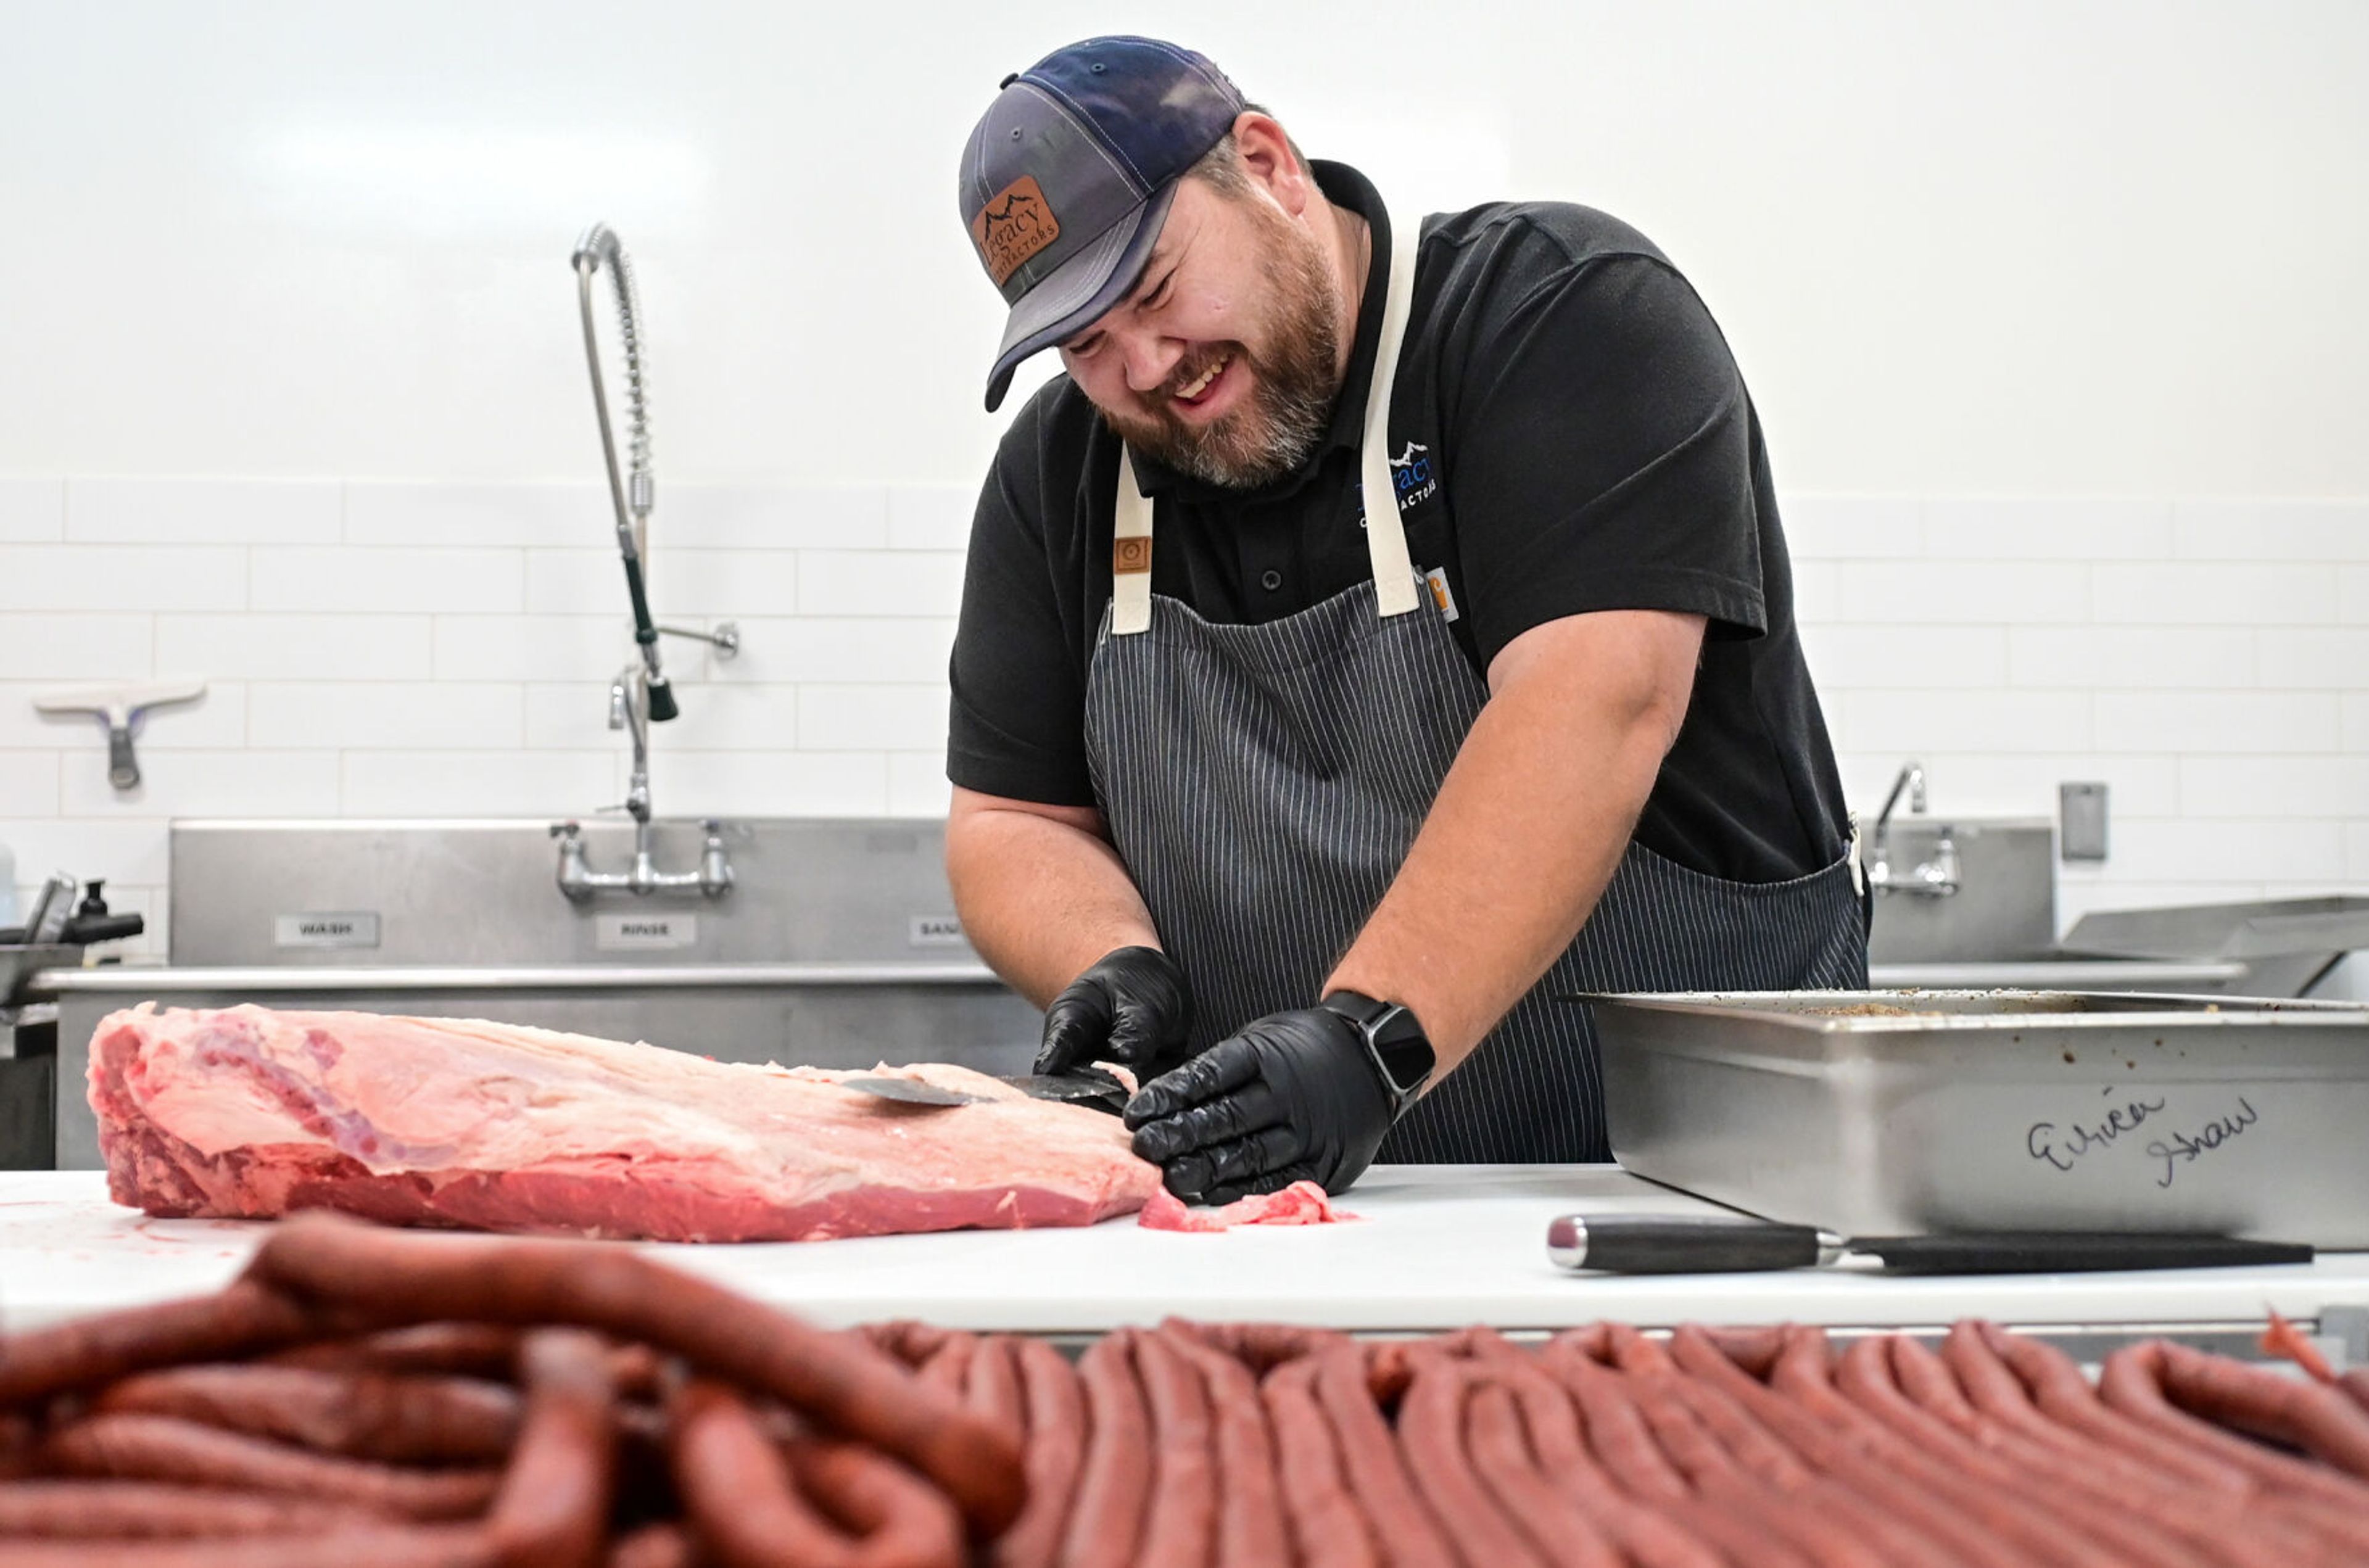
[1318,989,1437,1118]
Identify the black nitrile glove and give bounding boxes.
[1036,946,1193,1077]
[1124,1006,1392,1203]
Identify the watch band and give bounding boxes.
[1319,989,1437,1116]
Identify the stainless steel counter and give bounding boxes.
[6,1167,2363,1356]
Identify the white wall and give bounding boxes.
[2,1,2365,954]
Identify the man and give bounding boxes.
[948,37,1867,1204]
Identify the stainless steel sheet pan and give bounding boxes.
[1592,990,2369,1247]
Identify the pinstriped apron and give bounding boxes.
[1081,205,1867,1163]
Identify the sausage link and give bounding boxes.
[1461,1378,1621,1568]
[1174,1322,1353,1375]
[484,1329,616,1568]
[0,1480,366,1538]
[1671,1327,2053,1568]
[1930,1324,2353,1567]
[2123,1340,2369,1483]
[963,1335,1025,1435]
[270,1325,524,1380]
[1312,1346,1460,1568]
[1616,1340,1916,1568]
[1831,1335,2206,1568]
[1458,1334,1735,1568]
[1972,1324,2255,1498]
[93,1365,521,1464]
[1977,1321,2369,1562]
[1535,1340,1691,1503]
[992,1338,1086,1568]
[918,1333,978,1400]
[785,1436,966,1568]
[41,1413,501,1519]
[670,1379,891,1568]
[2096,1343,2369,1556]
[1059,1331,1152,1568]
[1605,1327,1812,1490]
[0,1523,498,1568]
[1260,1356,1379,1568]
[1395,1357,1544,1568]
[1159,1325,1292,1568]
[1886,1335,1981,1433]
[1131,1329,1217,1568]
[1545,1324,1614,1365]
[1885,1336,2296,1568]
[0,1281,320,1406]
[1758,1329,2067,1568]
[862,1322,953,1371]
[1694,1326,1787,1377]
[247,1211,1024,1537]
[2,1411,39,1475]
[606,1522,694,1568]
[1937,1323,2236,1504]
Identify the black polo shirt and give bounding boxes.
[947,161,1850,884]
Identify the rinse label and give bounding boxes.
[908,914,967,947]
[273,912,380,950]
[597,914,698,951]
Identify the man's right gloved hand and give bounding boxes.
[1036,946,1193,1077]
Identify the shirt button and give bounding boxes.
[1260,569,1283,592]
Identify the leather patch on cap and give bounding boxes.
[972,176,1061,286]
[1113,536,1151,576]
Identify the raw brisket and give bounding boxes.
[88,1003,1159,1242]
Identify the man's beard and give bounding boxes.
[1098,201,1345,490]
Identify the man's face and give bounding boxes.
[1057,175,1346,490]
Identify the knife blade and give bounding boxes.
[1545,1213,2315,1274]
[839,1068,1128,1114]
[1003,1068,1130,1107]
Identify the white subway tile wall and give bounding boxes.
[1,482,2364,957]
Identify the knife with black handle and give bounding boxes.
[1547,1213,2313,1274]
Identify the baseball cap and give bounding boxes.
[959,37,1246,411]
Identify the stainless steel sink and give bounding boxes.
[1859,819,2350,996]
[1864,817,2055,965]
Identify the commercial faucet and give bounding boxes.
[550,665,733,899]
[1865,760,1960,897]
[552,221,738,901]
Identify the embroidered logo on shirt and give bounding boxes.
[971,177,1061,286]
[1390,442,1438,509]
[1355,442,1442,529]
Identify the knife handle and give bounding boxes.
[1547,1214,1836,1274]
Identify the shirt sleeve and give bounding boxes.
[1445,245,1769,669]
[945,408,1099,807]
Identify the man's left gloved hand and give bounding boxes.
[1123,1006,1392,1203]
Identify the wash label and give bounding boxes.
[273,912,380,950]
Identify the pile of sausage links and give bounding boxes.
[4,1212,2368,1568]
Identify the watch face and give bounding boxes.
[1369,1009,1435,1095]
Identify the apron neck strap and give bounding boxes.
[1358,203,1423,616]
[1109,200,1423,635]
[1112,445,1154,634]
